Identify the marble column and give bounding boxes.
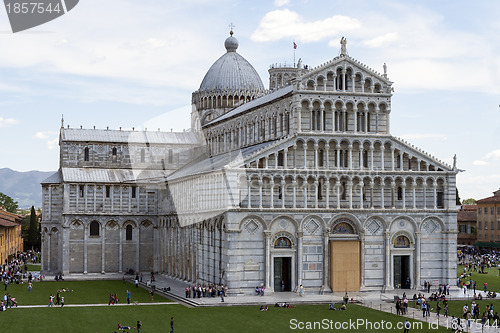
[264,231,272,291]
[314,144,319,169]
[384,231,391,289]
[325,183,330,209]
[270,179,274,209]
[281,179,286,208]
[401,184,406,209]
[391,148,395,171]
[101,224,105,273]
[415,232,421,288]
[83,224,87,274]
[322,232,331,293]
[297,232,304,287]
[370,146,374,170]
[360,231,366,288]
[258,179,263,208]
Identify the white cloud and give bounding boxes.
[274,0,290,7]
[473,160,489,166]
[484,150,500,160]
[473,149,500,166]
[34,131,59,150]
[251,9,361,43]
[0,117,18,127]
[362,32,399,48]
[34,131,58,139]
[399,133,448,141]
[47,138,59,150]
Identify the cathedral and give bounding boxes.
[41,31,458,295]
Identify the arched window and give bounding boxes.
[84,147,89,161]
[112,147,117,156]
[318,149,324,167]
[277,151,284,167]
[89,221,99,237]
[126,225,133,241]
[397,186,403,200]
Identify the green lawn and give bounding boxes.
[3,280,169,305]
[416,299,500,317]
[25,264,41,271]
[457,264,500,292]
[406,264,500,319]
[0,303,450,333]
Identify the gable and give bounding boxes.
[298,55,393,94]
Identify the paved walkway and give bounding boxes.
[14,302,178,309]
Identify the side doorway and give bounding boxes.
[274,257,292,291]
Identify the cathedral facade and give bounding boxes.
[41,32,458,295]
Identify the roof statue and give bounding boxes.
[383,63,387,78]
[340,37,347,56]
[297,58,302,69]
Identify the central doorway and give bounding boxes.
[274,257,291,291]
[393,255,410,289]
[330,240,360,292]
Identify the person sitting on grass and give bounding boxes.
[340,304,346,310]
[117,324,136,330]
[259,305,268,311]
[329,302,335,310]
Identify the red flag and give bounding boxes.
[293,42,297,49]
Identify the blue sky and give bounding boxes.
[0,0,498,200]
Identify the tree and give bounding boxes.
[28,206,40,250]
[0,192,18,213]
[462,198,476,205]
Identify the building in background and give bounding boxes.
[476,189,500,247]
[457,205,477,245]
[41,32,458,294]
[0,209,24,263]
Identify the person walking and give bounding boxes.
[28,281,32,292]
[137,320,142,333]
[170,317,174,333]
[135,278,139,288]
[403,319,410,333]
[48,294,54,307]
[127,290,131,304]
[61,296,64,307]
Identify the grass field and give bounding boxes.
[457,264,500,292]
[0,303,451,333]
[25,264,41,271]
[406,264,500,320]
[3,280,169,305]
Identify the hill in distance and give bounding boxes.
[0,168,55,209]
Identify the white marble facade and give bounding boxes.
[41,33,458,295]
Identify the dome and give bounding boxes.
[199,33,264,93]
